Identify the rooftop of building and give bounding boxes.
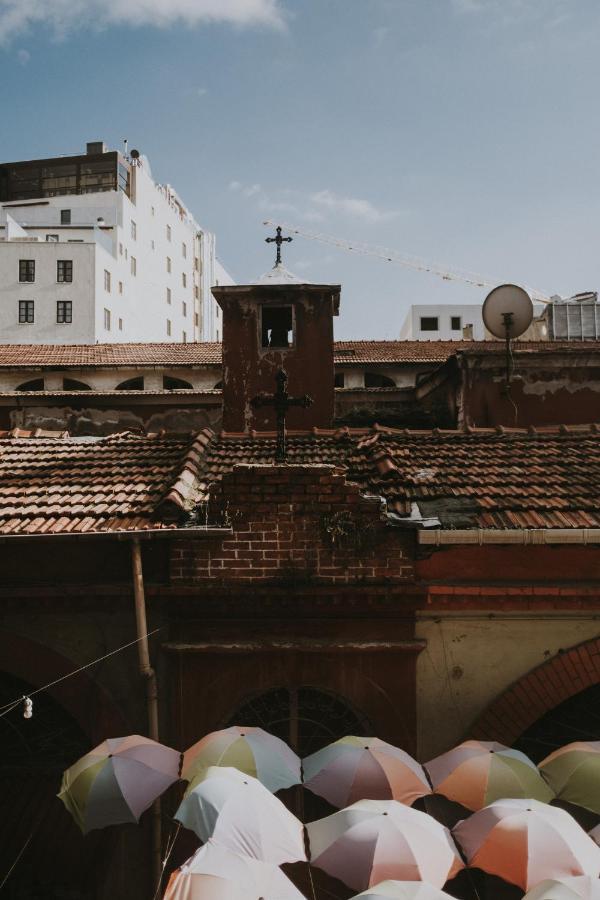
[0,424,598,535]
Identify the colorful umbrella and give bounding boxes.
[589,824,600,846]
[303,737,431,808]
[453,798,600,891]
[523,877,600,899]
[182,726,301,793]
[540,743,600,814]
[352,880,457,900]
[425,740,553,811]
[174,766,306,864]
[164,841,307,900]
[58,734,180,833]
[306,799,463,891]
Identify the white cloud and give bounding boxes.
[228,180,242,191]
[16,47,29,64]
[196,86,208,97]
[310,189,399,225]
[0,0,285,43]
[450,0,572,26]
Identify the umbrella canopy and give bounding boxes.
[540,743,600,814]
[589,824,600,846]
[453,798,600,891]
[174,766,306,864]
[306,798,463,891]
[523,877,600,899]
[425,740,553,811]
[182,727,301,793]
[164,841,307,900]
[58,734,180,833]
[303,737,431,808]
[352,880,457,900]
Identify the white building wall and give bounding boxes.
[399,304,486,340]
[0,146,233,344]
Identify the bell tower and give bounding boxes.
[212,235,340,433]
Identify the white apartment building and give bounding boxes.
[399,304,487,340]
[0,141,233,344]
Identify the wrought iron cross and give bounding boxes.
[251,369,313,462]
[265,225,292,266]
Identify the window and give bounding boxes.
[104,308,111,330]
[451,316,462,331]
[182,331,187,343]
[130,256,137,276]
[151,239,155,250]
[194,256,200,271]
[166,319,172,336]
[151,206,155,216]
[183,272,188,288]
[57,260,72,283]
[166,224,171,241]
[116,376,143,390]
[166,287,171,305]
[420,316,439,332]
[261,306,293,348]
[63,378,90,390]
[119,242,123,256]
[166,256,171,273]
[19,300,34,323]
[194,286,200,300]
[216,329,220,341]
[46,234,59,243]
[131,220,137,240]
[19,259,35,282]
[182,301,187,317]
[163,375,193,390]
[194,312,199,327]
[182,242,187,258]
[16,378,43,391]
[60,209,71,225]
[57,301,72,324]
[118,318,123,331]
[118,281,123,295]
[67,239,83,243]
[125,248,128,259]
[104,269,111,292]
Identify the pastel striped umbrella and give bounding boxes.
[164,841,307,900]
[540,743,600,814]
[182,727,301,793]
[352,880,457,900]
[306,799,463,891]
[425,741,554,811]
[453,798,600,891]
[174,766,306,864]
[58,734,180,833]
[523,877,600,899]
[303,737,431,808]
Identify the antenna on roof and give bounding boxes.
[482,284,533,388]
[123,138,128,159]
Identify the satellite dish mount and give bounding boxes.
[482,284,533,390]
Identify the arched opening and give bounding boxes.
[213,380,223,390]
[515,681,600,764]
[163,375,193,390]
[116,376,144,391]
[0,670,110,898]
[364,371,396,388]
[63,378,92,391]
[16,378,44,392]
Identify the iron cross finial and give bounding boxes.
[265,225,292,267]
[251,369,313,462]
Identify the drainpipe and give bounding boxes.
[131,538,162,894]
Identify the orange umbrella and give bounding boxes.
[453,798,600,891]
[425,741,553,811]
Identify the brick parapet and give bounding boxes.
[170,463,413,585]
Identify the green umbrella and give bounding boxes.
[540,742,600,814]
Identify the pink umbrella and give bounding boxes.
[164,841,307,900]
[303,737,431,808]
[453,798,600,891]
[306,799,463,891]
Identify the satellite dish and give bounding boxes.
[130,149,140,160]
[483,284,533,339]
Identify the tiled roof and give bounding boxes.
[197,425,600,529]
[0,340,598,368]
[1,425,599,535]
[0,431,207,535]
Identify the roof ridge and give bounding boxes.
[155,428,216,520]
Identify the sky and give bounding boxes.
[1,0,599,339]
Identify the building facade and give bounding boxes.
[399,304,487,340]
[0,142,233,344]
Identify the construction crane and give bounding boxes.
[262,219,551,303]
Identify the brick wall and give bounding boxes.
[170,464,413,584]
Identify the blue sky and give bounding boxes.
[1,0,599,338]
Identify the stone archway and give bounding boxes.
[470,635,600,746]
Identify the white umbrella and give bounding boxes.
[174,766,306,865]
[306,799,463,891]
[523,877,600,900]
[164,841,307,900]
[353,880,457,900]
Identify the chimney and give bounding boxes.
[213,272,340,433]
[86,141,107,155]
